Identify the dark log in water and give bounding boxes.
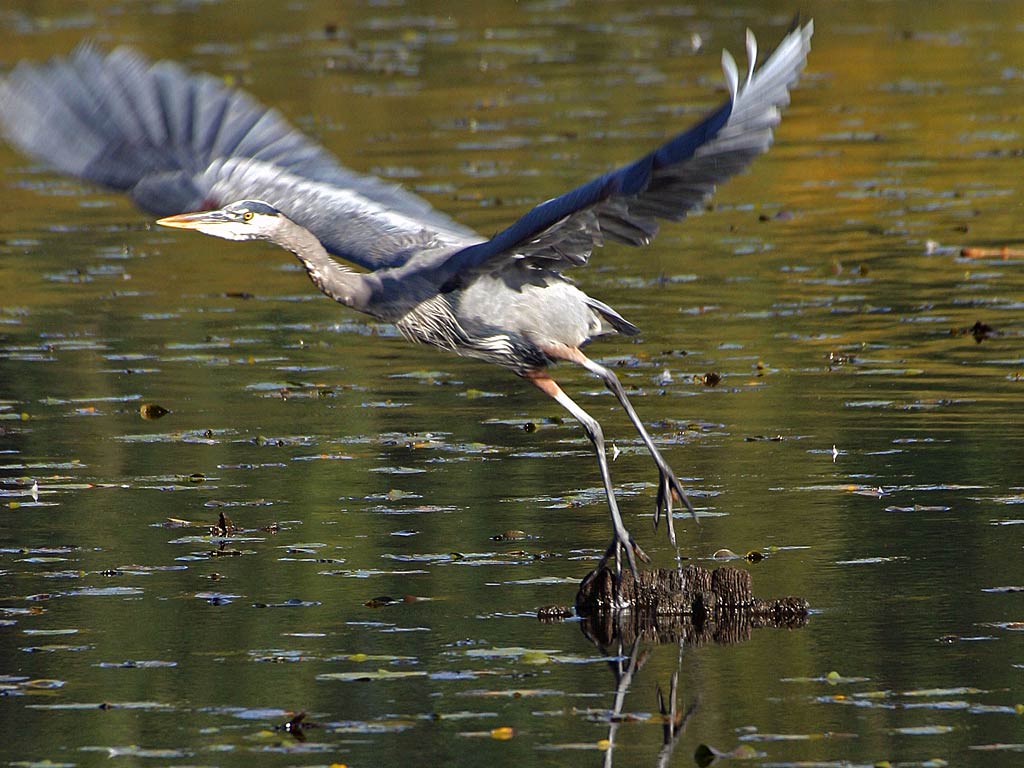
[576,564,768,614]
[536,564,809,647]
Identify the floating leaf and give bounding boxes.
[739,731,857,742]
[317,669,427,682]
[94,660,177,669]
[458,688,561,699]
[385,489,419,501]
[28,700,174,712]
[22,679,66,690]
[66,586,144,597]
[251,598,320,608]
[22,629,78,637]
[464,646,561,660]
[519,651,550,665]
[327,653,417,664]
[969,743,1024,752]
[885,505,950,513]
[19,646,88,656]
[889,725,955,735]
[781,672,870,685]
[462,388,502,399]
[902,687,986,697]
[79,746,189,759]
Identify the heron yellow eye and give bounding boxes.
[242,211,254,222]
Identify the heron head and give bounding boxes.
[157,200,283,241]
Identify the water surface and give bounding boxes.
[2,2,1023,766]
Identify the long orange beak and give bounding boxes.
[156,210,228,229]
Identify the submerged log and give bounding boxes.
[555,564,809,647]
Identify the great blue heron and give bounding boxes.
[0,21,813,587]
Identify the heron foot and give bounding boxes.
[653,467,696,547]
[580,534,650,600]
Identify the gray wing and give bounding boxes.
[0,44,479,270]
[431,21,813,284]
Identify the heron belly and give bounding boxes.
[392,274,606,373]
[455,275,605,351]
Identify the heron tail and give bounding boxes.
[586,296,641,337]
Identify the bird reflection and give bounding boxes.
[598,638,697,768]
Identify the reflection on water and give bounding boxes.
[2,2,1024,766]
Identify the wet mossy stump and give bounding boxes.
[566,564,809,647]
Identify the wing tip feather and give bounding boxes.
[721,48,739,100]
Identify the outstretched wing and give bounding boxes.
[431,21,813,284]
[0,44,478,270]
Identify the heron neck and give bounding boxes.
[273,220,371,311]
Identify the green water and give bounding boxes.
[2,2,1024,766]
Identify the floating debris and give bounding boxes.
[490,530,530,542]
[212,511,236,537]
[138,403,170,419]
[960,246,1024,259]
[364,596,401,608]
[950,320,995,343]
[827,351,855,369]
[537,605,573,621]
[195,592,238,606]
[273,710,320,742]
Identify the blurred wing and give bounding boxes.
[0,44,478,269]
[434,21,813,282]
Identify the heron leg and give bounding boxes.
[525,370,648,577]
[545,346,698,546]
[578,535,632,597]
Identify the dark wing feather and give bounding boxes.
[432,21,813,283]
[0,44,478,270]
